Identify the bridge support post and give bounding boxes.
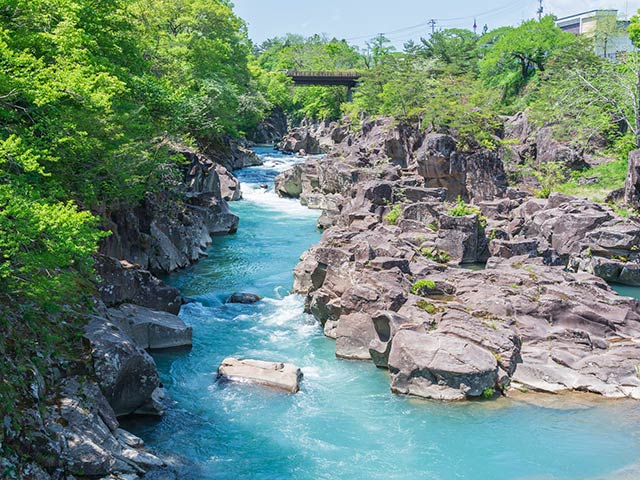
[346,85,353,103]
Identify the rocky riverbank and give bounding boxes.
[2,141,253,479]
[277,116,640,401]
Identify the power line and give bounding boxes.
[437,0,528,22]
[343,0,529,42]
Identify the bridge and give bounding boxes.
[285,70,361,101]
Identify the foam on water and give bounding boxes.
[122,148,640,480]
[240,182,318,218]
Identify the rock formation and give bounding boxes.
[625,149,640,208]
[100,145,240,276]
[249,107,288,145]
[282,117,640,402]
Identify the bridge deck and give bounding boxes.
[286,70,361,87]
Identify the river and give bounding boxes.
[124,147,640,480]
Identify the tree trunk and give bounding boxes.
[623,63,640,207]
[636,66,640,148]
[624,149,640,207]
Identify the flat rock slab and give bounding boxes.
[108,304,192,351]
[217,358,303,393]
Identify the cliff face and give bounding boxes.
[100,145,240,275]
[248,107,289,145]
[275,117,508,210]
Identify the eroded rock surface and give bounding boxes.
[100,144,239,276]
[283,117,640,402]
[217,358,303,393]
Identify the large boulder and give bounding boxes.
[275,164,304,197]
[388,328,499,401]
[95,255,182,314]
[216,165,242,201]
[43,379,167,478]
[217,358,303,393]
[437,214,485,264]
[45,380,120,477]
[84,317,160,416]
[534,126,587,170]
[415,134,507,201]
[107,304,192,351]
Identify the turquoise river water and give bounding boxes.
[124,147,640,480]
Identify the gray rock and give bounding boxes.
[116,429,145,449]
[227,292,262,304]
[84,317,160,416]
[489,239,539,259]
[437,214,483,263]
[107,304,192,351]
[625,149,640,208]
[215,165,242,201]
[388,328,498,400]
[44,379,120,478]
[535,126,587,170]
[369,311,414,367]
[275,164,304,197]
[95,255,182,314]
[336,313,376,360]
[249,107,288,144]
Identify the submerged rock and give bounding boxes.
[227,292,263,304]
[217,358,303,393]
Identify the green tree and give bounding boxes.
[365,34,395,68]
[419,28,479,74]
[255,34,364,121]
[479,16,577,100]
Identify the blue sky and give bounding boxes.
[233,0,640,48]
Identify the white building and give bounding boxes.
[555,9,635,60]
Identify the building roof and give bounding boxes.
[556,9,618,22]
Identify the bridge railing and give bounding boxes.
[285,70,361,79]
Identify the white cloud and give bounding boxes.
[546,0,640,19]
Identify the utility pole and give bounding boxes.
[428,19,437,35]
[537,0,543,21]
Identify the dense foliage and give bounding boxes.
[0,0,263,440]
[0,0,261,306]
[255,34,364,120]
